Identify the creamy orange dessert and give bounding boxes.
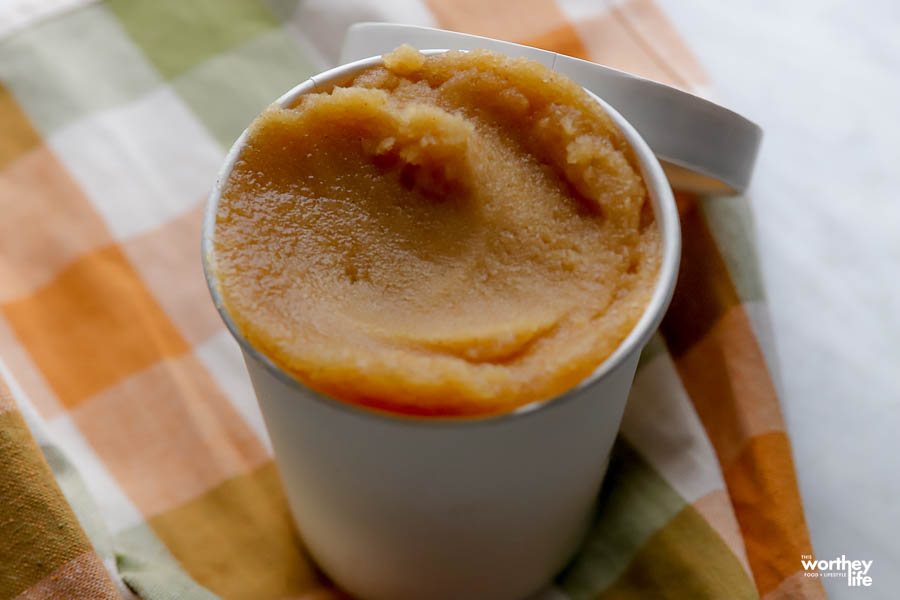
[212,46,661,417]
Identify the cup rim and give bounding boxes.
[201,49,682,428]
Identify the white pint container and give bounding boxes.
[203,49,681,600]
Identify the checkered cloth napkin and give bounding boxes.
[0,1,826,599]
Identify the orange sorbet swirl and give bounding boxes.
[212,46,661,417]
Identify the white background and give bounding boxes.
[657,1,899,597]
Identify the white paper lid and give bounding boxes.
[340,23,762,195]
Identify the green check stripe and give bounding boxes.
[557,439,756,599]
[173,28,316,148]
[596,505,757,599]
[0,0,316,144]
[637,332,667,371]
[106,0,281,80]
[262,0,301,21]
[558,438,687,598]
[699,196,765,303]
[0,4,161,135]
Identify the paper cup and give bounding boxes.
[202,51,680,600]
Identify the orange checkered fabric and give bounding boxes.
[0,1,825,599]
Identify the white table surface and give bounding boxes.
[657,1,900,597]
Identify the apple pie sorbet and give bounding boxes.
[211,46,661,417]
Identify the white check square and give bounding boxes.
[49,86,224,240]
